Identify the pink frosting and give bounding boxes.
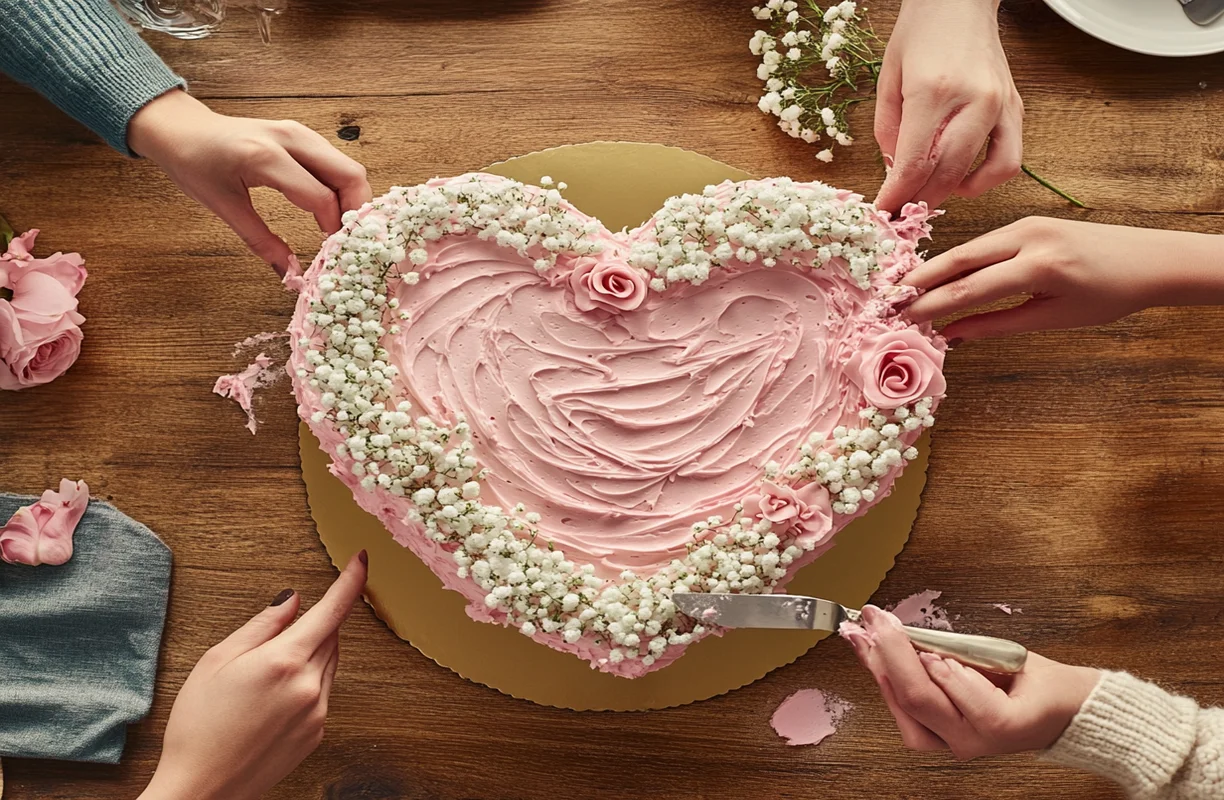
[281,254,306,294]
[0,229,87,390]
[0,479,89,566]
[568,257,648,313]
[288,175,944,677]
[214,353,278,434]
[846,326,946,409]
[770,688,852,746]
[743,481,833,550]
[888,589,953,630]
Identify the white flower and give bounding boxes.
[800,128,817,143]
[779,104,803,122]
[787,47,801,60]
[753,5,773,19]
[785,9,799,23]
[816,149,834,162]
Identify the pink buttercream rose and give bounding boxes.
[0,229,87,390]
[744,480,834,549]
[846,327,946,409]
[0,479,90,566]
[568,258,648,313]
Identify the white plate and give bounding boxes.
[1043,0,1224,57]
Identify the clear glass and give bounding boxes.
[111,0,286,43]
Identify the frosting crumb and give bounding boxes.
[887,589,952,631]
[213,353,281,434]
[770,689,852,746]
[231,330,288,358]
[992,603,1021,615]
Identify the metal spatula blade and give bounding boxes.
[674,592,1029,674]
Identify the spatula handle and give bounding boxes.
[901,626,1028,674]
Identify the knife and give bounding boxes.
[1180,0,1224,26]
[673,592,1028,674]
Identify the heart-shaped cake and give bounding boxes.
[289,174,946,677]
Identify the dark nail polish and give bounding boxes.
[269,588,295,607]
[358,549,368,566]
[948,337,963,348]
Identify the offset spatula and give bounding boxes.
[1180,0,1224,26]
[673,592,1028,674]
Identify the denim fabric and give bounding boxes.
[0,494,171,764]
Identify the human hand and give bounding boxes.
[137,551,369,800]
[128,89,372,275]
[845,605,1100,759]
[874,0,1022,213]
[901,217,1224,341]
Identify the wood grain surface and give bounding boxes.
[2,1,1223,798]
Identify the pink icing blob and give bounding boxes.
[888,589,953,630]
[770,688,852,746]
[213,353,281,434]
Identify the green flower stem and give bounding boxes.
[1020,164,1087,209]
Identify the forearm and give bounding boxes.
[0,0,185,154]
[1044,671,1224,799]
[1145,229,1224,309]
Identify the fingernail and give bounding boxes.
[883,154,894,168]
[948,337,963,348]
[270,588,295,607]
[920,652,950,677]
[861,605,883,628]
[357,549,368,566]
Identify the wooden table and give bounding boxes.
[3,1,1223,797]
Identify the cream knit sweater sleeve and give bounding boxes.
[1044,671,1224,799]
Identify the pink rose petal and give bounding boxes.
[0,479,89,566]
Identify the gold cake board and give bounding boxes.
[299,142,931,711]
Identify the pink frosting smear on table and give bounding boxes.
[992,603,1020,615]
[770,689,852,746]
[231,331,287,357]
[213,353,281,434]
[887,589,953,630]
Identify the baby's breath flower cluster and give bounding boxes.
[750,0,880,161]
[296,175,930,673]
[627,178,894,291]
[781,399,934,514]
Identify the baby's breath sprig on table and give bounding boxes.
[750,0,881,162]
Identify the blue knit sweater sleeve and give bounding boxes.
[0,0,186,155]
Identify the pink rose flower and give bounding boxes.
[846,327,946,409]
[0,229,87,390]
[568,258,648,313]
[744,480,834,549]
[0,479,90,566]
